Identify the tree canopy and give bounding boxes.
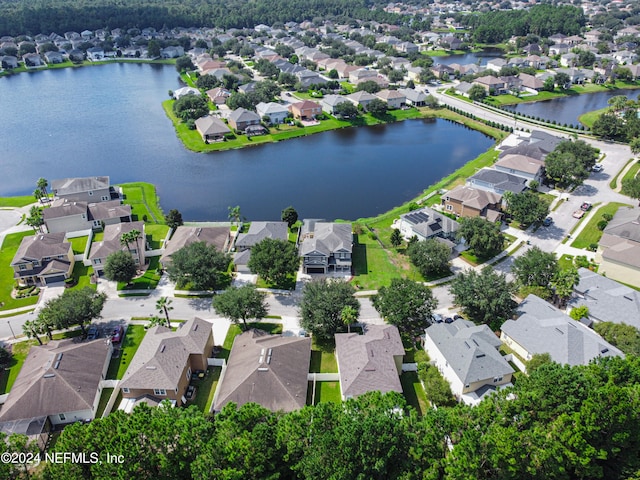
[164,209,184,230]
[37,287,107,337]
[512,246,558,289]
[166,241,231,290]
[407,238,451,277]
[299,280,359,340]
[103,251,137,284]
[505,191,550,226]
[372,278,438,339]
[173,94,208,122]
[457,216,504,258]
[212,285,268,330]
[544,140,600,188]
[281,206,298,228]
[247,238,300,287]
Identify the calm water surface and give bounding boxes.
[0,63,494,220]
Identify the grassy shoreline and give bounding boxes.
[0,58,175,78]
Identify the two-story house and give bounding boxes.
[89,221,145,274]
[298,220,352,274]
[397,207,460,242]
[228,108,262,133]
[43,199,132,234]
[119,317,214,407]
[289,100,322,121]
[467,168,528,195]
[233,221,288,272]
[51,176,113,203]
[256,102,289,124]
[11,233,75,285]
[442,185,503,222]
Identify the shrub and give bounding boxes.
[589,243,599,252]
[575,255,590,268]
[597,220,608,231]
[602,213,613,221]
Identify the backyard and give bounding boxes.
[186,367,221,413]
[68,235,89,255]
[400,371,429,416]
[118,182,165,224]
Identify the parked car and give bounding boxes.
[581,202,592,211]
[453,314,464,321]
[431,314,443,324]
[592,164,604,172]
[543,216,553,226]
[444,317,454,324]
[572,210,585,219]
[111,325,124,344]
[86,325,99,340]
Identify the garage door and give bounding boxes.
[306,267,326,274]
[44,275,66,285]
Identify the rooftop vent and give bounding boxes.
[257,367,269,372]
[145,366,157,370]
[43,374,55,378]
[54,361,60,370]
[554,327,564,335]
[160,345,166,353]
[601,348,609,354]
[464,341,471,349]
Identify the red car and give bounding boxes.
[111,326,124,344]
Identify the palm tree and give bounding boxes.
[228,205,242,228]
[156,296,173,328]
[22,320,43,345]
[120,229,142,254]
[36,177,49,199]
[147,315,169,329]
[341,305,358,334]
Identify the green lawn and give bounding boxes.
[188,367,221,413]
[92,231,104,242]
[118,182,165,224]
[68,235,88,255]
[558,254,575,271]
[145,224,170,249]
[0,196,35,207]
[68,262,96,291]
[106,325,147,380]
[0,231,40,311]
[255,273,297,290]
[400,371,429,416]
[310,336,338,373]
[313,381,342,404]
[219,322,283,360]
[571,202,631,249]
[118,257,162,290]
[96,388,114,418]
[621,160,640,184]
[579,107,608,128]
[610,158,636,190]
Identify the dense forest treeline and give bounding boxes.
[0,0,403,37]
[455,5,586,43]
[2,356,638,479]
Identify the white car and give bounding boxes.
[592,164,604,172]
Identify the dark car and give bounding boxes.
[453,314,464,321]
[581,202,592,211]
[111,325,124,344]
[542,216,553,227]
[444,317,454,324]
[86,325,99,340]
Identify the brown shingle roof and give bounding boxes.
[446,185,502,210]
[11,233,70,265]
[161,226,230,264]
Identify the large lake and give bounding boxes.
[0,63,494,221]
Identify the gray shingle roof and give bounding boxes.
[501,294,624,366]
[399,207,459,239]
[89,221,144,262]
[51,176,109,196]
[468,168,527,194]
[214,329,311,412]
[499,143,546,160]
[234,221,288,249]
[425,320,513,385]
[603,207,640,243]
[195,116,231,136]
[11,233,70,265]
[570,268,640,329]
[119,317,213,390]
[335,325,404,398]
[299,221,352,256]
[0,339,111,422]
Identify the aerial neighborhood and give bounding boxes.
[3,0,640,476]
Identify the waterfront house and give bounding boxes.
[228,108,261,133]
[86,47,104,61]
[375,89,406,109]
[43,199,131,234]
[52,176,113,203]
[442,186,502,222]
[195,116,231,142]
[161,226,231,266]
[320,94,349,115]
[346,90,376,109]
[467,168,527,195]
[518,73,545,93]
[473,75,507,95]
[289,100,322,121]
[256,102,289,124]
[493,154,545,184]
[119,318,214,408]
[298,220,352,274]
[0,55,18,69]
[89,221,145,274]
[398,88,427,106]
[11,233,74,286]
[397,206,460,242]
[43,51,64,64]
[233,221,288,272]
[22,53,43,67]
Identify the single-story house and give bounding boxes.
[173,86,200,100]
[569,268,640,330]
[213,329,311,412]
[320,94,348,115]
[89,221,145,274]
[349,68,378,84]
[335,325,404,400]
[424,319,514,405]
[161,226,231,266]
[518,73,545,93]
[256,102,289,124]
[596,207,640,286]
[22,53,43,67]
[442,185,502,222]
[11,233,74,286]
[228,108,261,133]
[289,100,322,121]
[298,220,352,274]
[454,81,475,97]
[397,206,459,242]
[500,294,624,366]
[375,89,406,109]
[346,90,376,109]
[0,338,112,450]
[493,154,545,184]
[52,176,112,203]
[233,221,288,272]
[467,168,528,195]
[119,317,214,407]
[0,55,18,69]
[398,88,427,106]
[43,51,64,64]
[195,116,231,142]
[205,87,231,105]
[161,46,184,59]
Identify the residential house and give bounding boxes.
[89,221,145,274]
[486,58,507,74]
[43,199,131,234]
[396,41,418,54]
[354,76,389,89]
[440,35,463,50]
[454,82,475,97]
[553,67,588,85]
[569,268,640,330]
[194,116,231,142]
[68,49,84,62]
[205,87,231,105]
[11,233,74,285]
[527,130,563,154]
[493,154,545,184]
[431,64,455,79]
[43,51,64,64]
[213,329,311,412]
[289,100,322,121]
[119,318,214,407]
[346,90,376,110]
[522,43,542,55]
[467,168,528,195]
[549,43,570,55]
[473,75,507,95]
[0,339,112,449]
[398,88,427,107]
[518,73,545,93]
[335,325,404,400]
[596,207,640,286]
[161,46,184,58]
[499,143,546,161]
[442,185,502,222]
[22,53,43,67]
[375,89,405,109]
[424,319,514,405]
[397,206,460,242]
[320,94,349,115]
[228,108,261,133]
[233,221,288,272]
[0,55,18,69]
[560,52,578,67]
[256,102,289,124]
[161,226,231,266]
[298,220,352,274]
[349,68,378,84]
[51,176,113,203]
[86,47,104,61]
[173,86,200,99]
[500,294,623,366]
